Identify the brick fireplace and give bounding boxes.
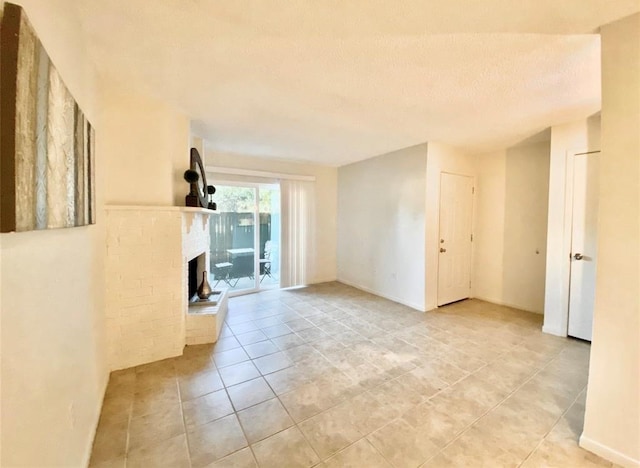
[105,205,226,371]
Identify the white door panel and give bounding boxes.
[568,153,599,341]
[438,173,474,306]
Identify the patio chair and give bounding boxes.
[259,241,273,283]
[211,262,233,288]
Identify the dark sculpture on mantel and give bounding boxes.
[184,148,216,210]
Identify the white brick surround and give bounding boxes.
[105,205,215,371]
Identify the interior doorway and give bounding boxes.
[437,172,474,306]
[209,183,280,296]
[567,151,600,341]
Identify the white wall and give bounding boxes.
[502,141,550,312]
[0,2,108,466]
[100,79,191,206]
[473,141,550,314]
[473,150,506,304]
[204,150,338,284]
[337,144,428,310]
[425,142,475,311]
[581,13,640,467]
[543,117,601,335]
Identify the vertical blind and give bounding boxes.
[279,179,315,288]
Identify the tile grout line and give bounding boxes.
[516,383,590,468]
[417,340,573,466]
[175,373,194,468]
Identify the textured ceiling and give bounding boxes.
[76,0,640,165]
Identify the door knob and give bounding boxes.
[440,248,447,253]
[573,253,583,260]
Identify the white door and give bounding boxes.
[568,152,599,341]
[438,173,474,306]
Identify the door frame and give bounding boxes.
[209,179,281,298]
[436,171,476,307]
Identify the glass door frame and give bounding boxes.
[211,179,280,298]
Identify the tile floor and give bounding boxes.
[90,282,613,468]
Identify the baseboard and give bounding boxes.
[335,278,426,312]
[472,295,543,315]
[307,277,338,285]
[580,434,640,468]
[542,324,567,337]
[471,295,507,308]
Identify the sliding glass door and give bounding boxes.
[209,183,280,295]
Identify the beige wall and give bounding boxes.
[426,142,476,310]
[337,144,428,310]
[204,150,338,284]
[582,13,640,467]
[100,80,191,206]
[473,150,507,304]
[473,141,550,313]
[502,141,550,313]
[543,117,601,335]
[0,1,108,466]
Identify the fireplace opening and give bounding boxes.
[188,257,198,300]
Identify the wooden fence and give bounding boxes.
[210,212,272,265]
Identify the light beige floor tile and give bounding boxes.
[237,397,294,443]
[261,323,294,338]
[253,351,294,375]
[427,388,486,429]
[132,379,180,418]
[271,333,306,350]
[173,353,216,377]
[212,336,242,354]
[401,401,462,447]
[367,418,440,468]
[342,361,391,389]
[128,404,185,451]
[214,348,251,368]
[337,392,400,435]
[253,316,284,328]
[229,321,260,335]
[279,381,335,422]
[204,447,257,467]
[98,391,133,425]
[522,439,612,468]
[251,426,320,468]
[324,439,391,468]
[424,427,522,468]
[178,369,224,401]
[90,285,601,468]
[283,344,322,363]
[183,388,234,429]
[227,377,276,410]
[188,414,248,468]
[135,359,176,378]
[415,358,468,386]
[89,456,126,468]
[236,330,268,345]
[218,360,261,387]
[299,405,364,459]
[105,369,136,396]
[126,433,190,468]
[397,367,449,399]
[244,340,280,359]
[264,365,310,394]
[89,419,128,465]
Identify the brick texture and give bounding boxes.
[105,207,214,370]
